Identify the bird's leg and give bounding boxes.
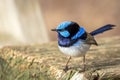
[63,56,71,72]
[83,55,86,71]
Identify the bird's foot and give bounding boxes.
[78,65,86,73]
[78,68,85,73]
[63,66,69,72]
[83,66,85,72]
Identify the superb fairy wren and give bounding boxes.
[51,21,115,72]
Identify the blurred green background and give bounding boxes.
[0,0,119,45]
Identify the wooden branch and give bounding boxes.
[0,37,120,80]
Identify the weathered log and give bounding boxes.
[0,37,120,80]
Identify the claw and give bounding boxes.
[63,66,69,72]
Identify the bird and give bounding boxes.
[51,21,115,72]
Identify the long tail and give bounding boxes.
[90,24,116,36]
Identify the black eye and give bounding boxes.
[61,29,65,32]
[57,29,65,32]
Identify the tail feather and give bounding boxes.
[90,24,116,36]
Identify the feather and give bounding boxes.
[86,33,98,45]
[90,24,116,36]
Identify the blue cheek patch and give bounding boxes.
[60,31,70,37]
[72,27,85,39]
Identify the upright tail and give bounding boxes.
[90,24,116,36]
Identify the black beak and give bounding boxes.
[51,29,57,31]
[51,28,64,32]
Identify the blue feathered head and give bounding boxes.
[51,21,86,39]
[52,21,79,37]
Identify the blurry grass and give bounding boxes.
[0,57,54,80]
[0,49,55,80]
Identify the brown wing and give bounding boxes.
[85,33,98,46]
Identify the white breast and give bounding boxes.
[58,40,91,57]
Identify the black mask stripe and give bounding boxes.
[65,22,80,38]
